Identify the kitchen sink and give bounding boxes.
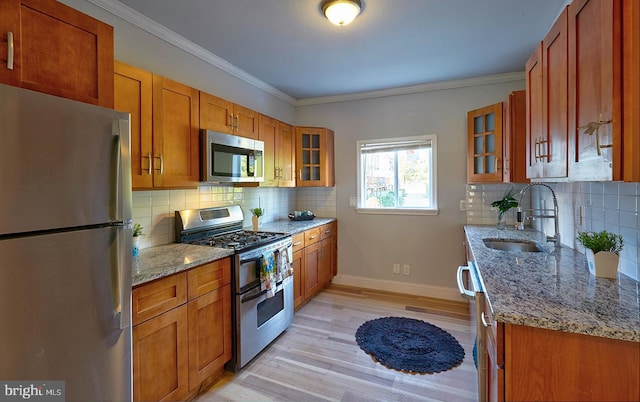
[483,238,546,253]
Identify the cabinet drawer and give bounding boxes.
[319,222,336,240]
[304,227,321,245]
[133,272,187,326]
[187,258,231,301]
[292,233,305,253]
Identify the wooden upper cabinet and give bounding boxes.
[277,122,296,187]
[233,104,259,139]
[259,115,296,187]
[503,90,528,183]
[0,0,114,107]
[295,127,335,187]
[467,103,504,183]
[115,62,199,189]
[152,75,200,188]
[199,91,233,133]
[199,91,258,139]
[568,0,622,181]
[114,61,153,189]
[259,114,279,187]
[542,7,569,179]
[622,0,640,181]
[526,8,569,180]
[526,44,544,179]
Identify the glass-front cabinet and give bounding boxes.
[295,127,335,187]
[467,103,503,183]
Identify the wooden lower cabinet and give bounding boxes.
[187,284,231,389]
[292,247,305,309]
[489,322,640,401]
[293,222,337,309]
[133,305,189,402]
[132,258,231,401]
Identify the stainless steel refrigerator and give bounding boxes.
[0,84,133,401]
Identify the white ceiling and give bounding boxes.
[115,0,566,101]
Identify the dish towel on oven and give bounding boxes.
[260,252,276,298]
[276,247,292,282]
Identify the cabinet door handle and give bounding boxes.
[293,241,303,246]
[235,115,239,132]
[154,154,164,174]
[481,312,495,328]
[146,152,152,175]
[7,31,14,70]
[229,113,234,131]
[308,234,318,240]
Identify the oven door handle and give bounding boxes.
[240,280,284,304]
[240,255,263,265]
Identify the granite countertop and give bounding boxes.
[132,244,234,287]
[132,218,336,287]
[249,217,335,234]
[464,225,640,342]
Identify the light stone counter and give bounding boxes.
[465,225,640,342]
[246,217,336,234]
[132,244,234,287]
[132,218,335,287]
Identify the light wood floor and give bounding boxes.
[195,285,478,402]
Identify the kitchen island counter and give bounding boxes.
[465,225,639,342]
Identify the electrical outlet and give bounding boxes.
[403,264,410,275]
[393,263,400,274]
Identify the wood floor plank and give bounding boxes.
[195,286,478,402]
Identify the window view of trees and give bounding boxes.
[362,145,432,208]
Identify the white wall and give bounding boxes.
[296,81,526,298]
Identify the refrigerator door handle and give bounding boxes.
[113,226,132,329]
[112,118,132,222]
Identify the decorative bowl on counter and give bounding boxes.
[288,211,316,221]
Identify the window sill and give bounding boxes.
[355,207,439,216]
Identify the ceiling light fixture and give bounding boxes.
[321,0,363,27]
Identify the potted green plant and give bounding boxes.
[250,207,263,230]
[576,230,623,278]
[132,223,144,256]
[491,187,519,229]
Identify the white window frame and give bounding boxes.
[356,135,438,216]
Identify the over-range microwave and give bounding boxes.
[200,130,264,183]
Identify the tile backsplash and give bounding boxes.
[466,182,640,281]
[133,185,336,249]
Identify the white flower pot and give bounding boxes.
[585,249,619,279]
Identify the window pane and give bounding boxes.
[358,135,437,212]
[397,148,431,207]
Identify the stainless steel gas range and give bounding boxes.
[175,205,294,370]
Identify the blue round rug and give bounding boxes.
[355,317,465,374]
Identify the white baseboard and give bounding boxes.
[331,274,466,302]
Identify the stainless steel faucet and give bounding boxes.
[516,183,560,246]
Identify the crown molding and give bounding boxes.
[87,0,297,105]
[295,71,526,106]
[87,0,524,108]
